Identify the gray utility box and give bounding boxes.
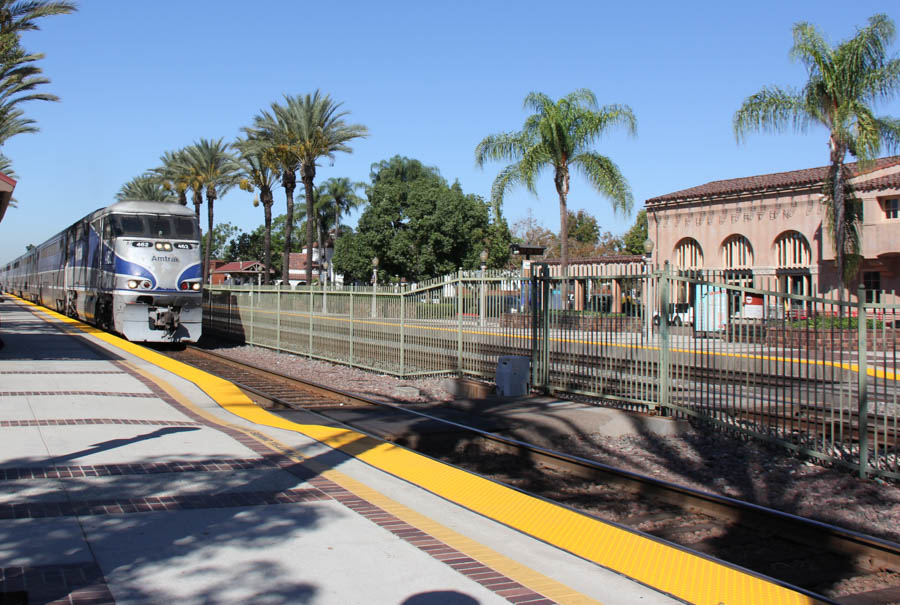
[496,356,530,397]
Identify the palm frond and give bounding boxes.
[572,152,633,215]
[733,86,807,141]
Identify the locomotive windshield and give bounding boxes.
[109,213,200,239]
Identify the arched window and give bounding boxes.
[674,237,704,269]
[721,235,754,269]
[773,231,811,268]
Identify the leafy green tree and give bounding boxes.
[511,209,557,252]
[734,13,900,288]
[182,138,242,283]
[116,174,177,202]
[568,209,600,244]
[476,89,636,283]
[201,222,239,260]
[622,208,648,255]
[233,137,278,284]
[333,156,509,282]
[596,231,625,256]
[224,231,264,262]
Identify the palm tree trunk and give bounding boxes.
[192,188,202,219]
[281,172,296,286]
[262,192,273,285]
[204,190,216,285]
[555,167,570,307]
[301,163,317,286]
[829,140,847,303]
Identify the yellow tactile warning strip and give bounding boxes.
[16,298,825,605]
[128,361,598,605]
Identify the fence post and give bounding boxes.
[400,289,406,377]
[349,290,354,366]
[457,269,463,375]
[658,262,671,414]
[308,285,314,358]
[249,284,255,345]
[531,268,538,390]
[276,285,282,352]
[857,284,869,479]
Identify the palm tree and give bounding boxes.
[0,1,76,146]
[182,138,241,284]
[0,43,54,145]
[320,176,365,240]
[242,101,301,285]
[116,174,177,202]
[476,89,636,285]
[287,91,368,284]
[233,137,278,284]
[152,149,191,207]
[244,92,367,285]
[0,1,77,34]
[734,14,900,291]
[301,177,366,265]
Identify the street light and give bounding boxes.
[643,238,654,336]
[479,250,488,326]
[371,256,379,317]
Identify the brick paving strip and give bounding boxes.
[0,563,114,605]
[0,457,281,480]
[0,392,159,398]
[0,418,201,427]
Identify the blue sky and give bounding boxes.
[2,0,899,261]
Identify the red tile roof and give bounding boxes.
[646,156,900,206]
[211,261,265,274]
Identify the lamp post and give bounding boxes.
[643,238,655,336]
[479,250,488,327]
[371,256,379,317]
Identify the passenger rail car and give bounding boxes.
[0,200,203,342]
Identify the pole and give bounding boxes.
[480,263,486,327]
[371,266,378,318]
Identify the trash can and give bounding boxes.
[496,356,530,397]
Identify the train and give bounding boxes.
[0,200,203,342]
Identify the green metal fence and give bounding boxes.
[203,265,899,479]
[204,270,531,378]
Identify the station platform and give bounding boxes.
[0,295,821,605]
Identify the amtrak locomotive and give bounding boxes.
[0,200,203,342]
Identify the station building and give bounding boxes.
[644,156,900,304]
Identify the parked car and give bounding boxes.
[653,303,694,326]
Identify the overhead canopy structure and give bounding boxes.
[0,172,17,224]
[509,243,546,259]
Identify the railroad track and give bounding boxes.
[161,344,900,604]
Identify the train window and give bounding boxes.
[113,214,146,236]
[108,213,199,239]
[173,217,199,239]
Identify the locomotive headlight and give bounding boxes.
[155,242,173,251]
[127,280,139,289]
[191,283,201,291]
